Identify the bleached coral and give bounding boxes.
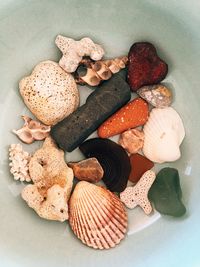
[9,144,31,182]
[55,35,104,73]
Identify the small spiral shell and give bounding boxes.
[75,56,128,86]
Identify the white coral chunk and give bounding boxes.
[9,144,31,182]
[22,184,68,222]
[55,35,104,73]
[19,61,79,125]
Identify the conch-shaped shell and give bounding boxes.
[75,56,128,86]
[69,181,128,249]
[13,115,51,144]
[143,107,185,163]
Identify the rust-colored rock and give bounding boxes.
[68,158,104,183]
[129,153,154,183]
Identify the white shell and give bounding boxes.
[143,107,185,163]
[69,181,127,249]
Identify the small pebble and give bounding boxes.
[68,158,104,183]
[118,129,144,154]
[137,84,172,108]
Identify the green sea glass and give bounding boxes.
[148,168,186,217]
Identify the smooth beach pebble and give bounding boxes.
[137,84,172,108]
[68,158,104,183]
[148,167,186,217]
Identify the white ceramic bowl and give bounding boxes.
[0,1,200,267]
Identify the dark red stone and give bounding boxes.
[129,153,154,183]
[127,42,168,91]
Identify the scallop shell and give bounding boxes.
[69,181,127,249]
[143,107,185,163]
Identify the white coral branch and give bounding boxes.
[9,144,32,182]
[55,35,104,73]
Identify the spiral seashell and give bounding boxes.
[143,107,185,163]
[69,181,128,249]
[75,56,128,86]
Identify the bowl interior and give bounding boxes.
[0,1,200,267]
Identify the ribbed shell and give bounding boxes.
[143,107,185,163]
[69,181,127,249]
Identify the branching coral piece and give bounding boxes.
[55,35,105,73]
[120,170,156,214]
[9,144,31,182]
[13,116,51,144]
[74,56,128,86]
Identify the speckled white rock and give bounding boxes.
[137,84,172,108]
[19,61,79,126]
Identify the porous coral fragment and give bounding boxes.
[28,137,73,200]
[22,184,69,221]
[120,170,156,214]
[55,35,104,73]
[19,61,79,125]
